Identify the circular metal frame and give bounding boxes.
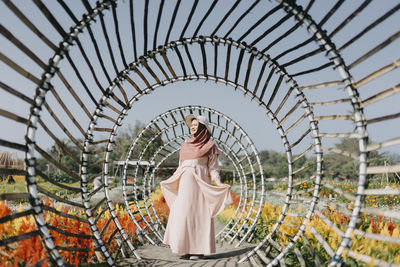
[117,105,265,247]
[1,0,399,266]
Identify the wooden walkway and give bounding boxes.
[116,220,256,266]
[116,242,256,267]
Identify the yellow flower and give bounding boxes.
[392,227,400,238]
[56,203,63,211]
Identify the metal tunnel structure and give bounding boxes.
[118,106,264,247]
[0,0,399,266]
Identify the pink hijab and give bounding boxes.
[180,122,219,162]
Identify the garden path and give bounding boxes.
[116,219,256,266]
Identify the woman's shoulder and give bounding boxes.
[180,139,189,148]
[208,139,218,147]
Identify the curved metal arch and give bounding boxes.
[145,117,261,247]
[118,105,264,246]
[274,2,368,264]
[28,19,316,262]
[94,35,322,252]
[14,29,322,265]
[7,3,324,264]
[1,0,399,266]
[96,74,321,267]
[22,1,117,266]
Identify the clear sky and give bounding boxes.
[1,0,399,159]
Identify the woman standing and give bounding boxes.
[160,114,233,260]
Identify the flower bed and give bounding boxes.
[0,187,170,266]
[218,191,400,265]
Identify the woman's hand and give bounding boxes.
[215,180,224,186]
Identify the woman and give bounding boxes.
[160,114,233,260]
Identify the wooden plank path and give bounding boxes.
[116,242,256,266]
[116,220,257,266]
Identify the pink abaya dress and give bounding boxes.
[160,153,233,255]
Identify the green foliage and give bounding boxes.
[256,138,399,182]
[323,138,399,181]
[336,138,359,154]
[33,122,166,180]
[137,129,163,161]
[108,123,142,163]
[39,181,81,197]
[259,150,288,178]
[0,179,81,200]
[264,183,274,191]
[36,139,82,174]
[0,182,26,195]
[30,131,400,186]
[324,152,358,180]
[113,175,120,186]
[45,172,76,184]
[108,122,165,168]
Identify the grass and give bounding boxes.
[0,175,81,202]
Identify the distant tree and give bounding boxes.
[323,138,359,180]
[259,150,288,178]
[32,122,168,182]
[335,138,359,155]
[323,138,389,180]
[107,122,166,178]
[383,152,400,165]
[45,140,80,174]
[109,123,142,163]
[137,128,163,161]
[36,140,82,183]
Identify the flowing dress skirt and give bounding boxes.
[160,157,232,254]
